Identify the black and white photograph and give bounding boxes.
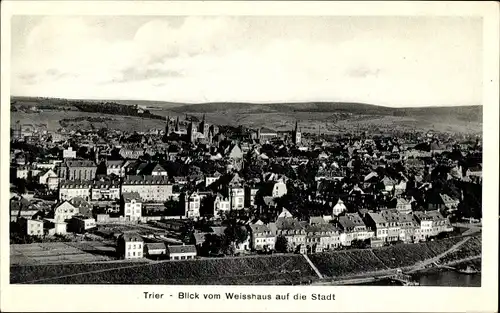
[1,1,498,312]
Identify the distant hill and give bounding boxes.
[170,102,482,123]
[10,96,482,134]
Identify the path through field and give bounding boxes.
[406,237,472,273]
[302,254,324,279]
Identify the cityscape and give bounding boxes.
[9,16,482,286]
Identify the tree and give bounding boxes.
[201,233,227,256]
[15,178,27,194]
[275,235,289,253]
[224,224,249,244]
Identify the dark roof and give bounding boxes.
[275,217,303,230]
[146,242,167,250]
[168,244,197,254]
[66,160,96,168]
[337,216,356,230]
[60,180,92,188]
[122,192,142,202]
[106,160,125,168]
[119,232,143,242]
[123,175,169,185]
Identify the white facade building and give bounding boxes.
[59,181,92,201]
[122,192,142,221]
[63,147,77,159]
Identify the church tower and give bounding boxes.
[175,116,180,132]
[198,113,210,137]
[292,120,301,145]
[187,121,196,143]
[165,116,170,135]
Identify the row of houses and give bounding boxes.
[246,208,453,253]
[117,233,197,260]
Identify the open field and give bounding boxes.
[10,111,172,132]
[10,241,116,266]
[12,254,318,285]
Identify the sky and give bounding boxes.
[11,16,482,107]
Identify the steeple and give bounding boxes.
[175,116,180,132]
[165,116,170,135]
[187,121,196,143]
[293,120,301,145]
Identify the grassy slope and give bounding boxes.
[11,236,481,285]
[11,254,317,285]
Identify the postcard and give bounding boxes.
[1,1,498,312]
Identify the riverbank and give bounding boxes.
[11,235,481,285]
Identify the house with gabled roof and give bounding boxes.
[117,232,144,259]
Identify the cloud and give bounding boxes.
[114,67,183,83]
[11,16,482,107]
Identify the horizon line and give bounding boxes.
[10,94,482,109]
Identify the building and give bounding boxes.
[395,198,412,214]
[396,212,418,243]
[151,163,168,176]
[53,201,80,222]
[10,197,39,222]
[440,194,460,213]
[121,175,172,202]
[145,242,167,259]
[16,166,29,179]
[68,215,96,233]
[332,198,347,216]
[198,114,210,138]
[271,180,287,198]
[59,180,92,201]
[19,218,44,236]
[38,169,59,190]
[122,192,143,221]
[292,121,302,145]
[244,186,259,208]
[119,147,144,159]
[304,223,341,253]
[106,160,127,177]
[213,194,231,218]
[413,210,453,240]
[167,244,197,260]
[69,197,93,216]
[379,210,402,242]
[364,212,389,242]
[62,147,77,159]
[205,172,222,187]
[117,232,144,259]
[248,223,276,251]
[181,192,201,218]
[229,186,245,210]
[274,217,306,254]
[257,127,278,142]
[91,180,120,201]
[58,160,97,181]
[344,213,373,241]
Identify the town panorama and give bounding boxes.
[10,98,482,286]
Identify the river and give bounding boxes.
[415,270,481,287]
[358,270,481,287]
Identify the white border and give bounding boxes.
[1,1,498,312]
